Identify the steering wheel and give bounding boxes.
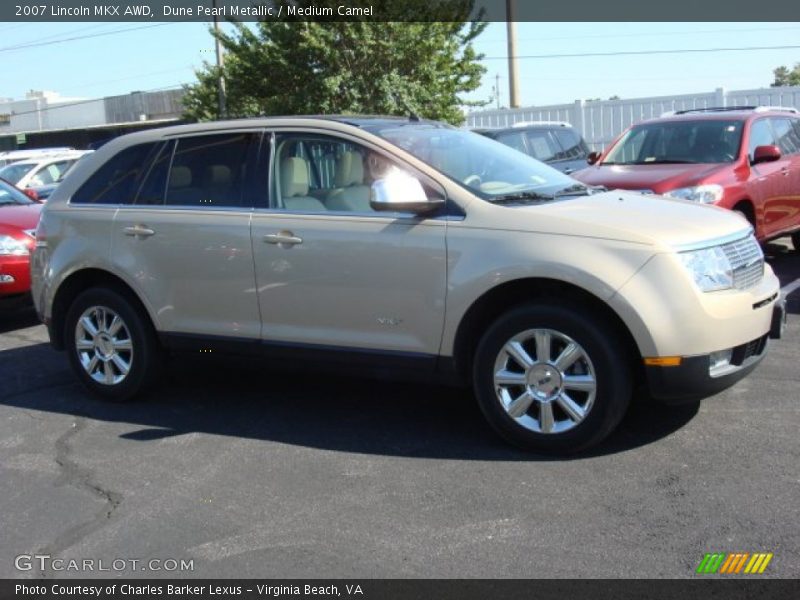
[463,174,482,187]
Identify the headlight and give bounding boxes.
[679,246,732,292]
[0,235,30,256]
[663,184,724,204]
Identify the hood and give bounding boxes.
[0,203,42,231]
[573,163,725,193]
[483,190,751,249]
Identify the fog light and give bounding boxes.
[0,274,15,284]
[709,349,733,375]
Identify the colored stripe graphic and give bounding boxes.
[733,553,750,574]
[745,553,774,574]
[698,552,773,574]
[697,553,726,574]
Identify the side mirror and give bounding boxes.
[370,171,444,214]
[752,145,781,165]
[587,151,602,165]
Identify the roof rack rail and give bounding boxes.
[674,106,756,115]
[672,105,799,116]
[752,105,799,114]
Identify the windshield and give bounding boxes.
[603,119,743,165]
[0,162,36,184]
[367,124,580,201]
[0,179,34,205]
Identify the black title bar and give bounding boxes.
[3,579,800,600]
[4,0,800,22]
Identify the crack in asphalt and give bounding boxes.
[34,416,123,579]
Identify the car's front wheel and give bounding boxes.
[64,287,162,401]
[473,302,633,453]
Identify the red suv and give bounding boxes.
[573,106,800,247]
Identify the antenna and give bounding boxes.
[392,91,420,121]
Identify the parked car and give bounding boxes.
[0,177,41,307]
[31,116,784,453]
[0,151,90,191]
[474,122,590,174]
[572,106,800,247]
[26,153,92,202]
[0,147,75,169]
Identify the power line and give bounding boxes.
[1,23,110,48]
[482,44,800,61]
[0,23,176,54]
[60,66,196,95]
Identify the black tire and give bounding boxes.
[473,302,633,454]
[792,231,800,253]
[64,286,163,402]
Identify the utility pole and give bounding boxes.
[506,0,520,108]
[212,0,227,119]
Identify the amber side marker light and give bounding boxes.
[643,357,682,367]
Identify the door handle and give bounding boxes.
[563,168,575,174]
[263,231,303,246]
[123,225,156,237]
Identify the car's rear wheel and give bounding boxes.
[64,287,162,401]
[473,303,632,453]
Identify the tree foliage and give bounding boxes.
[771,63,800,87]
[182,1,488,125]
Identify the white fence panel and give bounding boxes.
[466,86,800,151]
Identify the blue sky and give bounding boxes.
[1,21,799,109]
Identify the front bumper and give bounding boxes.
[647,299,784,404]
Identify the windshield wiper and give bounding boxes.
[553,183,593,197]
[490,191,555,204]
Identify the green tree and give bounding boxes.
[771,63,800,87]
[183,1,487,125]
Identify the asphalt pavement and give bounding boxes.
[1,240,798,579]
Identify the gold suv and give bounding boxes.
[31,117,786,453]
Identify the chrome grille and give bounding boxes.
[721,235,763,290]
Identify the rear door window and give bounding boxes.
[134,142,173,206]
[770,118,800,155]
[164,133,257,208]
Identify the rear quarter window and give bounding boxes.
[72,143,159,205]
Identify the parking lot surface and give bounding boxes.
[1,241,798,579]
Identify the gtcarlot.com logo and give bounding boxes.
[696,552,773,574]
[14,554,194,573]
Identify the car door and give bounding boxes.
[249,130,448,369]
[746,118,791,239]
[768,117,800,236]
[111,131,263,342]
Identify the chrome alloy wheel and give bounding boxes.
[492,328,597,434]
[74,305,134,386]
